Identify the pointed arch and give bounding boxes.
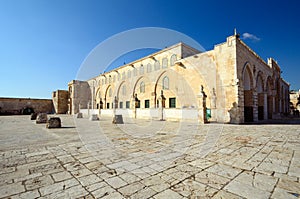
[243,63,254,122]
[256,71,265,120]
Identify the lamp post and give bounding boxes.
[134,93,139,119]
[160,90,166,121]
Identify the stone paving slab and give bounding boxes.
[0,115,300,198]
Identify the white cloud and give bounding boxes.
[242,32,260,42]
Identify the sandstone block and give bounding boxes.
[89,114,99,121]
[112,115,124,124]
[76,112,83,118]
[36,113,48,124]
[46,117,61,128]
[30,113,37,120]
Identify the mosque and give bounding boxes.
[54,33,290,123]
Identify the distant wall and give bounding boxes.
[52,90,69,114]
[0,98,54,115]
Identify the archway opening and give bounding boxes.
[243,67,253,122]
[266,78,273,119]
[257,75,264,120]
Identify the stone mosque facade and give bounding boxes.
[63,33,290,124]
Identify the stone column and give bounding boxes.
[253,90,258,122]
[150,92,156,108]
[197,85,207,124]
[263,92,268,120]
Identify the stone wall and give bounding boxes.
[68,80,91,114]
[0,98,54,115]
[65,34,290,123]
[52,90,69,114]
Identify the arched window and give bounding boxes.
[122,72,125,80]
[140,81,145,93]
[140,65,144,74]
[162,58,168,68]
[170,54,177,66]
[162,76,169,90]
[109,76,112,83]
[147,63,152,73]
[154,61,160,70]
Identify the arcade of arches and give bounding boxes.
[66,34,290,124]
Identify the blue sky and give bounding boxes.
[0,0,299,98]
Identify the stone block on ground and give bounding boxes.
[112,115,124,124]
[89,114,99,121]
[77,113,83,118]
[46,117,61,128]
[30,113,37,120]
[36,113,48,124]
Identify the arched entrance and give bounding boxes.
[257,74,264,120]
[243,66,254,122]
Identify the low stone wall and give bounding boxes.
[80,108,199,121]
[0,97,54,115]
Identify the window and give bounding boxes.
[126,101,130,108]
[119,102,123,109]
[162,76,169,90]
[109,76,112,83]
[122,72,125,80]
[107,103,110,109]
[145,100,150,108]
[113,76,116,82]
[140,81,145,93]
[105,78,107,84]
[147,63,152,73]
[154,60,160,70]
[162,58,168,68]
[169,98,176,108]
[140,65,144,74]
[170,54,177,66]
[118,74,121,81]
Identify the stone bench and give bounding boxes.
[46,117,61,128]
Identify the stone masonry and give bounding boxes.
[0,115,299,198]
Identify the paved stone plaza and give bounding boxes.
[0,115,299,198]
